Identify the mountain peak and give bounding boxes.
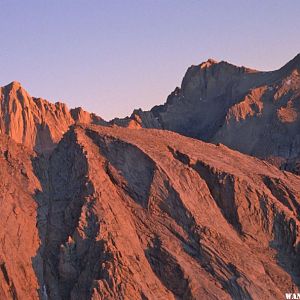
[280,52,300,73]
[200,58,218,69]
[291,52,300,62]
[6,80,22,90]
[0,81,75,153]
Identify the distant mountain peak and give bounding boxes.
[291,52,300,64]
[200,58,218,69]
[5,80,22,91]
[280,52,300,73]
[116,53,300,175]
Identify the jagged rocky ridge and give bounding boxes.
[0,81,105,153]
[0,54,300,299]
[2,53,300,173]
[1,124,300,299]
[113,54,300,174]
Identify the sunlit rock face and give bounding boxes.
[1,55,300,299]
[0,134,41,299]
[0,82,105,154]
[1,124,300,299]
[116,54,300,174]
[0,81,74,153]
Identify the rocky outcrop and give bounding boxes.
[0,82,105,154]
[114,54,300,173]
[2,124,297,299]
[70,107,105,126]
[0,134,41,299]
[0,81,75,153]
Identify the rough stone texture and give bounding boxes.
[0,81,75,153]
[70,107,105,126]
[0,82,104,154]
[1,122,300,299]
[2,54,300,172]
[1,54,300,299]
[114,54,300,174]
[0,134,41,300]
[14,124,300,300]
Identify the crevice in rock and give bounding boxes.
[263,176,300,218]
[270,211,300,286]
[0,262,18,300]
[85,129,155,209]
[145,236,192,299]
[168,146,243,235]
[32,129,103,299]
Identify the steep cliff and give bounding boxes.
[114,54,300,173]
[0,134,41,299]
[2,124,298,299]
[0,81,74,153]
[1,54,300,299]
[0,82,104,153]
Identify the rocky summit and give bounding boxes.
[0,54,300,300]
[0,82,105,154]
[114,53,300,174]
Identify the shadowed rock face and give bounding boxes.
[113,54,300,174]
[2,124,300,299]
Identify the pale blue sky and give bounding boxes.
[0,0,299,120]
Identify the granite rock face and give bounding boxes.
[0,82,104,154]
[1,55,300,299]
[0,81,74,153]
[0,135,41,299]
[2,124,300,299]
[116,54,300,173]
